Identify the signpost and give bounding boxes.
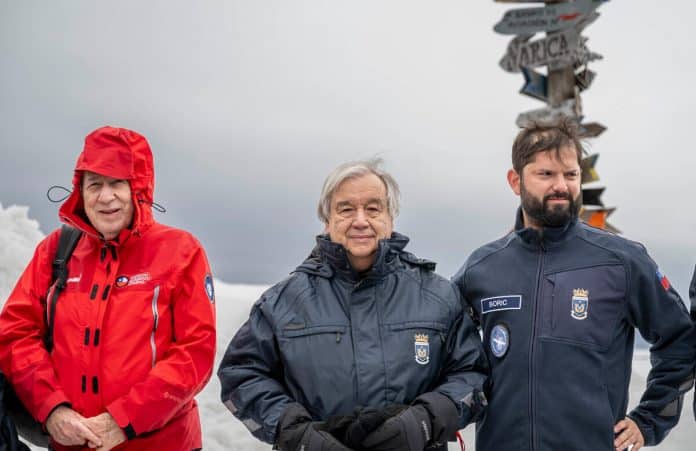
[493,0,616,231]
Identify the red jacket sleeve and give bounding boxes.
[105,242,216,436]
[0,230,72,422]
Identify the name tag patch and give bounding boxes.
[481,295,522,315]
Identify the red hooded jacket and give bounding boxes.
[0,127,216,450]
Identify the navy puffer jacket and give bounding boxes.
[218,232,488,445]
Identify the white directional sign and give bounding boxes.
[500,28,580,73]
[516,99,580,128]
[494,0,608,36]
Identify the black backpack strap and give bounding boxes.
[44,225,82,353]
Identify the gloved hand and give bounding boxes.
[343,405,408,450]
[361,404,432,451]
[276,403,353,451]
[360,392,460,451]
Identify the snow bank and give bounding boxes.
[0,203,44,302]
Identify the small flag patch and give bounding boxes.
[656,270,670,291]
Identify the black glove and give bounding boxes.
[343,405,408,450]
[276,403,353,451]
[361,404,432,451]
[361,392,459,451]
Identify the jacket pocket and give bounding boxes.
[542,265,625,351]
[283,324,347,340]
[278,324,354,415]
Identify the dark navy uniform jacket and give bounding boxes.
[691,265,696,419]
[218,232,488,444]
[453,211,695,451]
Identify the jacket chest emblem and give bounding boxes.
[571,288,589,320]
[414,333,430,365]
[114,272,151,288]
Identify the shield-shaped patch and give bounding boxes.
[414,333,430,365]
[571,288,589,320]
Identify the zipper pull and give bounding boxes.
[336,332,342,343]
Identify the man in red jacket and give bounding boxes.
[0,126,216,450]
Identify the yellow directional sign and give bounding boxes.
[581,154,600,184]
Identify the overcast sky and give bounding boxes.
[1,1,695,299]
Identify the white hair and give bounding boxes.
[317,158,400,224]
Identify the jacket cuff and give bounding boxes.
[627,412,656,446]
[106,398,136,440]
[37,390,71,423]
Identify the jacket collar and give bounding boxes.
[513,206,579,247]
[296,231,417,281]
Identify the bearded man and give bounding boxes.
[453,119,695,451]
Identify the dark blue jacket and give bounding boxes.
[218,232,488,445]
[453,211,695,451]
[691,264,696,419]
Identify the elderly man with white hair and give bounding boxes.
[218,159,488,451]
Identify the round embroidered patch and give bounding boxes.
[490,324,510,358]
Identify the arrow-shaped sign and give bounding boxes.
[581,153,600,184]
[499,28,583,73]
[579,122,606,138]
[494,0,608,36]
[520,68,548,102]
[575,69,596,91]
[582,187,605,206]
[516,99,580,128]
[580,206,617,232]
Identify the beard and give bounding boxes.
[520,183,581,228]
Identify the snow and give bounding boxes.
[1,203,693,450]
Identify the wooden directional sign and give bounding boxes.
[520,68,548,102]
[575,69,596,91]
[580,207,617,232]
[579,122,606,138]
[581,153,600,184]
[516,99,579,128]
[494,0,607,36]
[582,187,605,207]
[576,11,600,31]
[499,29,581,73]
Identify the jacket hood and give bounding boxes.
[296,231,436,280]
[59,126,155,241]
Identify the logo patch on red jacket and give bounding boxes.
[114,272,151,288]
[115,275,129,287]
[656,269,671,291]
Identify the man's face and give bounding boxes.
[326,173,394,272]
[507,146,581,229]
[82,171,134,240]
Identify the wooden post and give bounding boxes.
[545,1,577,109]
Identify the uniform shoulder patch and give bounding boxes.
[656,269,671,291]
[490,324,510,358]
[204,274,215,303]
